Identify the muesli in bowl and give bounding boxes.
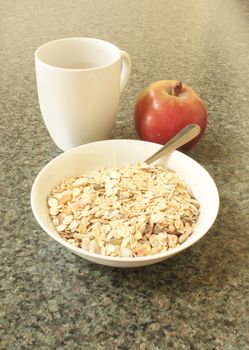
[47,163,200,258]
[31,139,219,267]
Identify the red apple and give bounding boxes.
[134,80,208,151]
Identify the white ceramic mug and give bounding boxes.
[35,37,131,151]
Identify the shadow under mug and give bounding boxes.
[35,37,131,151]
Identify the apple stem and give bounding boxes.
[172,81,182,96]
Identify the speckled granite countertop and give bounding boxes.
[1,0,249,349]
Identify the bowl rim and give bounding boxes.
[31,139,220,263]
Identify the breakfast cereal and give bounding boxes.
[47,163,200,257]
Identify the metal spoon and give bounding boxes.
[144,124,201,165]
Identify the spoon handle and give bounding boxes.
[145,124,201,165]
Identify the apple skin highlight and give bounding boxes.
[134,80,208,151]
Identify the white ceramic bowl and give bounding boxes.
[31,139,219,268]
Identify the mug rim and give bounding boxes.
[35,37,122,71]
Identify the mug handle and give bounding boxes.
[120,50,131,94]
